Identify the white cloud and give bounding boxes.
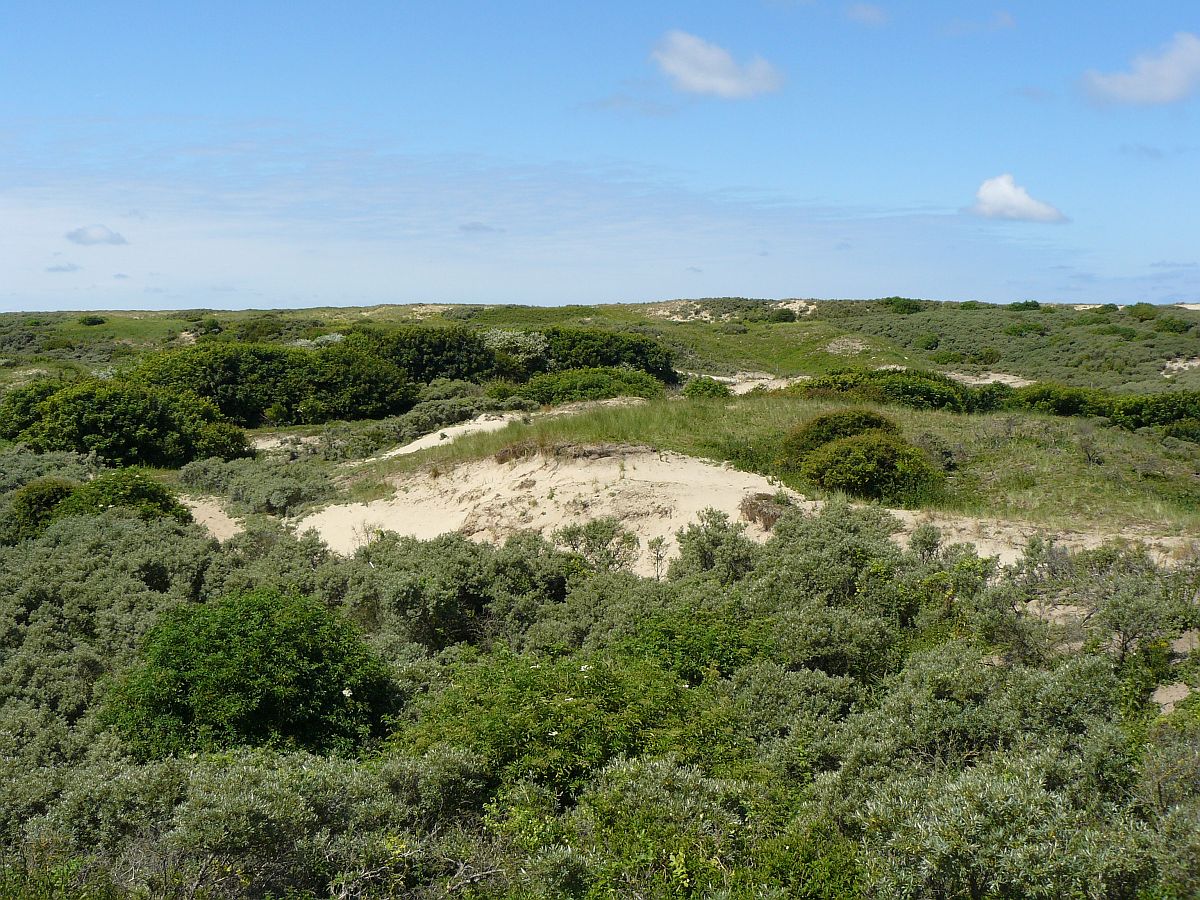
[65,224,128,245]
[1084,32,1200,105]
[652,31,782,99]
[970,174,1067,223]
[846,3,888,27]
[45,262,81,273]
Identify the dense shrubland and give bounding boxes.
[0,324,677,468]
[1,441,1197,898]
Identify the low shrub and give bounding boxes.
[780,409,900,464]
[2,477,77,542]
[682,376,732,399]
[799,432,942,502]
[54,469,191,525]
[103,589,398,758]
[17,380,250,467]
[512,367,664,406]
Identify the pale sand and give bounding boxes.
[1152,682,1193,716]
[380,412,526,459]
[691,371,812,395]
[945,371,1035,388]
[297,448,805,576]
[1176,304,1200,311]
[295,446,1197,576]
[181,495,244,542]
[1163,357,1200,376]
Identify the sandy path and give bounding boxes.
[380,413,526,459]
[181,495,244,542]
[944,371,1035,388]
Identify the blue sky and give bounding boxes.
[2,1,1198,310]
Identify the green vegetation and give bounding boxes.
[799,431,943,503]
[104,589,398,758]
[2,299,1200,897]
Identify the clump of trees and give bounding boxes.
[1,379,250,466]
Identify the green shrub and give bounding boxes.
[77,314,107,326]
[514,367,664,405]
[0,380,66,439]
[1126,302,1160,321]
[780,409,900,464]
[682,376,731,399]
[1009,300,1041,311]
[400,651,692,792]
[802,370,972,412]
[2,477,77,541]
[799,432,942,502]
[103,589,398,758]
[133,341,416,426]
[345,324,498,383]
[54,469,191,525]
[20,380,249,467]
[539,326,676,383]
[880,297,925,314]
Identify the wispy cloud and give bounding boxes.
[846,4,888,27]
[459,221,503,235]
[45,262,81,273]
[652,31,782,99]
[1084,32,1200,105]
[969,174,1067,223]
[944,10,1015,37]
[65,223,128,245]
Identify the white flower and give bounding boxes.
[579,664,591,672]
[342,688,353,698]
[548,730,559,737]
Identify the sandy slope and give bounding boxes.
[297,447,803,576]
[293,445,1197,575]
[181,495,244,541]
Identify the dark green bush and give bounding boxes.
[77,315,107,326]
[2,477,77,542]
[103,589,398,758]
[54,469,191,525]
[1009,300,1041,311]
[539,326,676,383]
[800,432,942,502]
[1010,383,1110,418]
[880,297,926,314]
[682,376,731,399]
[780,408,900,464]
[133,341,415,426]
[513,367,664,405]
[0,380,66,439]
[19,380,249,467]
[345,324,497,383]
[802,370,972,412]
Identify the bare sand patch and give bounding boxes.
[252,434,321,452]
[297,439,1197,578]
[777,300,816,317]
[1073,304,1101,311]
[945,371,1035,388]
[182,495,244,542]
[381,412,527,459]
[1175,304,1200,312]
[647,300,712,323]
[889,508,1196,567]
[1163,357,1200,376]
[823,337,869,356]
[1152,682,1193,716]
[297,447,803,576]
[691,371,811,395]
